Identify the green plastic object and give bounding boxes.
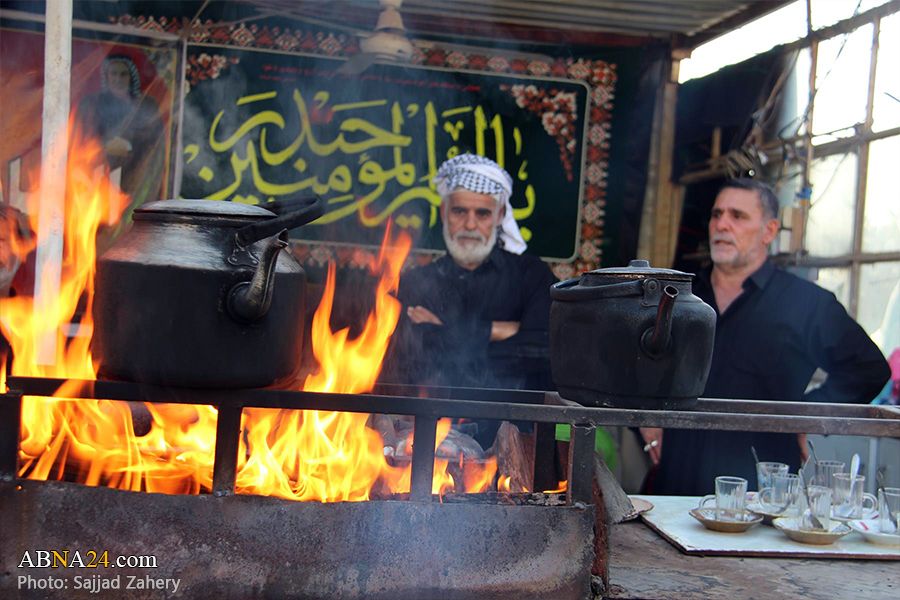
[554,424,617,471]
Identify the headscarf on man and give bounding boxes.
[433,154,527,254]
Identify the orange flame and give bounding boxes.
[234,230,413,502]
[543,480,568,494]
[5,125,512,501]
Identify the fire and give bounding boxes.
[234,230,413,502]
[5,122,218,494]
[4,124,508,502]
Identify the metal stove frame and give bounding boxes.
[2,376,899,501]
[1,377,898,599]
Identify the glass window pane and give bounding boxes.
[806,153,857,257]
[862,135,900,253]
[812,24,873,142]
[815,267,851,310]
[859,261,900,352]
[811,0,892,30]
[679,1,807,83]
[780,48,812,138]
[873,13,900,133]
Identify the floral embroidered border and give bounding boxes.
[114,16,616,276]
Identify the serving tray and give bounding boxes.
[635,495,900,560]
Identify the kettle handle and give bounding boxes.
[234,196,324,247]
[550,278,644,301]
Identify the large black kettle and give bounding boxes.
[92,197,323,388]
[549,260,716,409]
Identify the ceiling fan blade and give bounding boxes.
[335,52,379,76]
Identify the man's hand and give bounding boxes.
[106,136,133,158]
[639,427,663,465]
[407,305,443,325]
[797,433,809,463]
[490,321,520,341]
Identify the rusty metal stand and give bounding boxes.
[2,376,899,600]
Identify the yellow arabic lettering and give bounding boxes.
[358,186,440,228]
[328,164,353,193]
[514,183,536,221]
[422,102,439,190]
[391,102,416,187]
[184,144,200,163]
[249,144,357,197]
[395,214,423,229]
[441,107,473,118]
[237,91,277,106]
[206,141,251,201]
[300,90,412,157]
[474,106,487,157]
[198,90,542,233]
[443,120,465,141]
[519,226,532,242]
[313,91,329,109]
[257,91,405,165]
[491,113,505,168]
[332,99,388,112]
[209,108,285,153]
[313,175,382,226]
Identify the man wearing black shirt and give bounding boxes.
[641,179,890,495]
[383,154,557,445]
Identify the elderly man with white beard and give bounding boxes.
[383,154,557,447]
[639,178,889,496]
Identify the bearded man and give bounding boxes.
[383,154,557,442]
[641,178,889,496]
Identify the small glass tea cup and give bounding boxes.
[878,487,900,536]
[758,473,801,517]
[698,476,748,522]
[832,473,877,519]
[756,461,789,492]
[813,460,845,498]
[801,484,833,531]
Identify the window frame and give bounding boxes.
[801,13,900,319]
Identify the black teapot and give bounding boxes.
[549,260,716,409]
[92,197,323,388]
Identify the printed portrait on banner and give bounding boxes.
[0,28,177,232]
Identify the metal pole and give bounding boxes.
[566,425,594,505]
[34,0,73,366]
[0,390,23,481]
[212,404,243,496]
[410,415,438,502]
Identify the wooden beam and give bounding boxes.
[638,51,681,268]
[34,0,72,366]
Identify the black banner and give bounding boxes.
[180,45,589,260]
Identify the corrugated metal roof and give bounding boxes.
[242,0,792,47]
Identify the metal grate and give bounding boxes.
[2,376,899,504]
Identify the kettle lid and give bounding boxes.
[135,199,275,222]
[583,259,694,283]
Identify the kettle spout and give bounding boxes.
[227,230,288,323]
[641,284,679,357]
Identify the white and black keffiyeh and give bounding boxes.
[433,154,527,254]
